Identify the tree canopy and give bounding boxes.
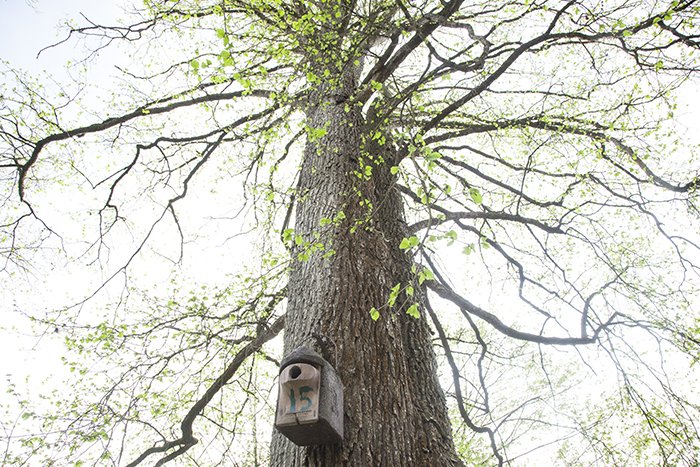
[1,0,700,465]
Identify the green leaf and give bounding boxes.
[390,166,399,175]
[400,237,420,249]
[470,188,483,204]
[388,283,401,306]
[370,307,379,321]
[216,28,225,38]
[406,286,414,296]
[407,304,419,318]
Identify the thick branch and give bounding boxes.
[426,280,607,345]
[522,119,700,193]
[419,0,579,137]
[408,209,564,235]
[16,89,277,201]
[357,0,466,103]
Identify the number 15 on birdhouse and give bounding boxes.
[276,363,321,426]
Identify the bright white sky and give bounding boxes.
[0,0,118,374]
[0,0,239,392]
[0,0,122,70]
[1,0,265,391]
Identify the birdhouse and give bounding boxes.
[274,346,343,446]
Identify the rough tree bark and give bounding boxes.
[269,65,463,466]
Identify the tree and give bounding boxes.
[1,0,700,465]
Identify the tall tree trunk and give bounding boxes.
[269,66,463,466]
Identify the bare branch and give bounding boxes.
[126,313,285,467]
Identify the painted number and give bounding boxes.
[289,386,314,413]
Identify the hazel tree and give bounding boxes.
[1,0,699,465]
